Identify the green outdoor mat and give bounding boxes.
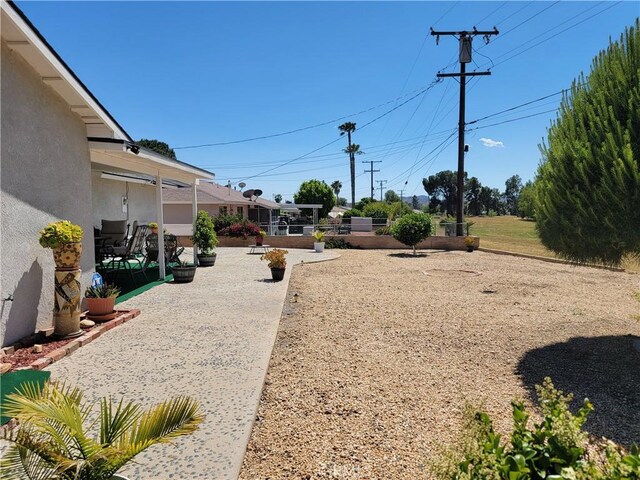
[97,263,174,300]
[1,369,51,424]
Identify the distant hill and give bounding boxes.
[401,195,428,205]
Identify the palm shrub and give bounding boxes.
[1,382,203,480]
[192,210,218,255]
[391,212,432,255]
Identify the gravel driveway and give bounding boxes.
[240,249,640,479]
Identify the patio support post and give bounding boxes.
[156,172,165,280]
[192,180,198,265]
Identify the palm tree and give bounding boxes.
[1,382,203,479]
[338,122,357,207]
[330,180,342,203]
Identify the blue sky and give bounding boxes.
[17,1,638,202]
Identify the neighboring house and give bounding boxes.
[0,1,213,346]
[163,182,280,235]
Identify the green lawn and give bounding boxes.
[466,215,639,273]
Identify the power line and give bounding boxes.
[488,1,622,70]
[233,79,441,185]
[173,82,436,150]
[465,109,558,132]
[465,88,567,125]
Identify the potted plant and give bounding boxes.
[39,220,83,270]
[1,381,203,480]
[84,283,120,318]
[464,236,475,252]
[172,259,197,283]
[261,248,288,281]
[192,210,218,267]
[256,229,267,246]
[312,230,325,253]
[148,221,159,234]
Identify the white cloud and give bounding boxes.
[480,137,504,148]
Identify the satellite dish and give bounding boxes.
[243,189,255,199]
[253,189,263,198]
[238,182,246,190]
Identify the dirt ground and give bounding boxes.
[240,249,640,479]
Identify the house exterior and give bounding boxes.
[163,182,280,235]
[0,1,213,346]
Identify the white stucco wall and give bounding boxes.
[91,171,157,228]
[0,42,95,346]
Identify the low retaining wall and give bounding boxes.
[179,235,479,251]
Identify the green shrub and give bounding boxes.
[325,238,358,249]
[362,201,390,220]
[391,212,432,255]
[431,378,639,480]
[192,210,218,255]
[341,208,362,224]
[376,226,392,236]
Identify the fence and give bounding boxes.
[253,219,471,237]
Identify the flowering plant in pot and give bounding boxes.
[192,210,218,267]
[84,283,120,318]
[261,248,288,281]
[0,381,203,480]
[312,230,326,253]
[256,229,267,246]
[464,236,475,252]
[39,220,83,270]
[148,221,158,234]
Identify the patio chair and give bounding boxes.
[142,233,184,271]
[102,224,149,286]
[100,219,129,247]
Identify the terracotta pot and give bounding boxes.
[53,242,82,271]
[270,267,285,281]
[86,297,116,316]
[151,227,159,234]
[255,236,264,246]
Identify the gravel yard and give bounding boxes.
[240,249,640,479]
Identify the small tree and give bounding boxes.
[384,190,400,203]
[392,212,432,255]
[518,181,536,219]
[192,210,218,255]
[293,179,336,219]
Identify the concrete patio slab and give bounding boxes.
[44,247,339,479]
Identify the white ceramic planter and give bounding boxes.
[314,242,325,253]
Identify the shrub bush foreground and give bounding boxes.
[431,378,639,480]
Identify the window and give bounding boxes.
[220,206,228,215]
[237,206,243,217]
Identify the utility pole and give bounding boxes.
[363,160,382,200]
[376,180,387,201]
[399,180,408,206]
[431,26,498,235]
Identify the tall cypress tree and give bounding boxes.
[536,19,639,265]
